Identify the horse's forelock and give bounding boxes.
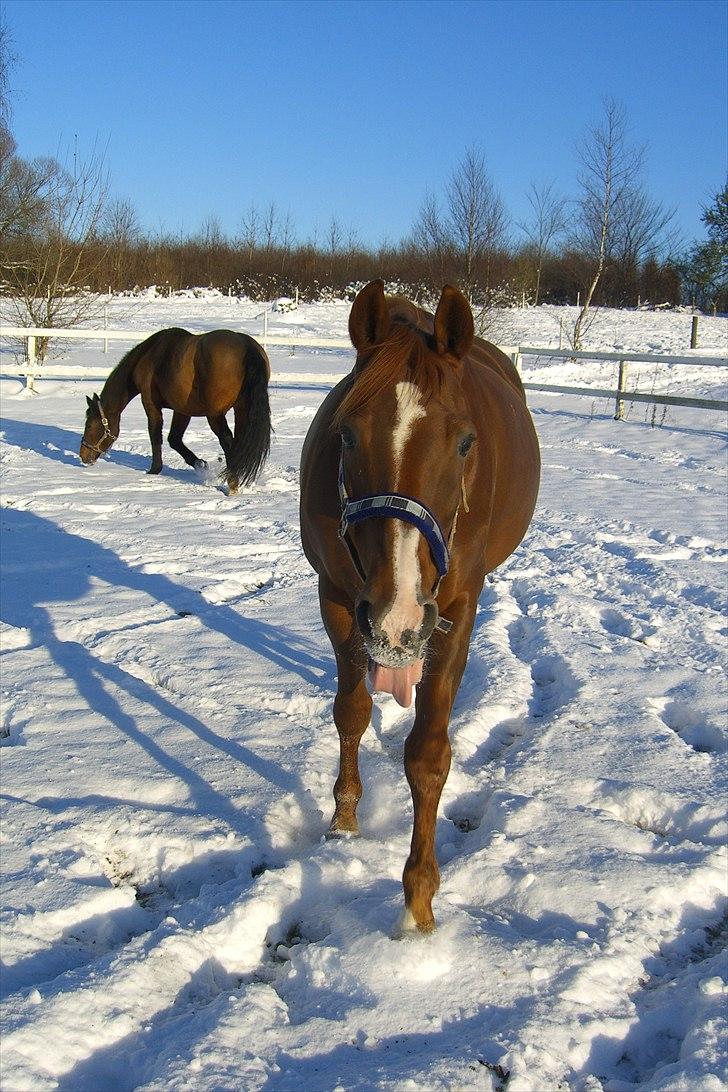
[333,323,443,429]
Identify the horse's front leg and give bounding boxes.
[402,597,475,932]
[319,578,372,835]
[141,395,164,474]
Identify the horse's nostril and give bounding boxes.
[419,601,438,639]
[355,600,373,640]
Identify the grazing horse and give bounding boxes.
[300,281,540,932]
[79,327,271,492]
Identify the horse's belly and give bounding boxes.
[163,385,235,417]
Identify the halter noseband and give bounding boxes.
[338,451,456,635]
[81,405,117,456]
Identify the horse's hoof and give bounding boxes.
[147,467,162,475]
[393,906,435,938]
[326,821,360,839]
[194,459,207,470]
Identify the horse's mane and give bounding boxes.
[333,305,445,428]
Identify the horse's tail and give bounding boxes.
[224,339,272,489]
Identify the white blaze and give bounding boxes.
[379,382,427,647]
[392,381,426,486]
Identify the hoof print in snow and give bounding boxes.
[528,654,579,719]
[268,923,308,963]
[477,1060,510,1092]
[600,607,635,638]
[658,698,726,755]
[450,815,481,833]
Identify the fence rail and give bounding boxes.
[1,325,726,416]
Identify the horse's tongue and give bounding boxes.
[368,659,424,708]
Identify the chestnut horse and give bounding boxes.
[300,281,540,932]
[80,327,271,492]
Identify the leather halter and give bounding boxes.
[80,405,117,456]
[338,450,456,635]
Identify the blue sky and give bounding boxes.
[5,0,727,250]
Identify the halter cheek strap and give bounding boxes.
[81,406,118,456]
[338,452,457,635]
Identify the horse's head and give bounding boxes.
[79,393,118,464]
[337,280,477,706]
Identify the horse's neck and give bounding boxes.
[101,358,138,415]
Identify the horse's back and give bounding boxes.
[469,337,525,398]
[463,347,540,573]
[135,329,259,416]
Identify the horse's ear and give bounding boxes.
[349,280,390,351]
[434,285,474,361]
[86,395,93,407]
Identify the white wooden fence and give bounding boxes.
[1,325,726,417]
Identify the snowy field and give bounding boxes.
[1,297,727,1091]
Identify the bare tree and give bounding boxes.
[103,197,140,289]
[412,190,450,286]
[199,212,223,249]
[411,150,508,308]
[0,131,54,248]
[326,214,342,257]
[262,200,279,254]
[571,99,643,348]
[518,180,568,304]
[0,8,14,129]
[240,201,260,269]
[325,214,343,277]
[610,183,678,306]
[278,209,295,275]
[344,225,361,275]
[445,147,508,303]
[4,140,110,357]
[104,196,140,247]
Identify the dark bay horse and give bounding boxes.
[79,327,271,492]
[300,281,540,933]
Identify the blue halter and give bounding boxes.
[338,453,454,634]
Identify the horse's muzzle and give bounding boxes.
[355,597,438,668]
[79,446,99,465]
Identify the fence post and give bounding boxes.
[263,310,268,350]
[26,335,37,393]
[691,316,699,349]
[614,359,627,420]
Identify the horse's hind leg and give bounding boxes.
[206,415,234,460]
[320,579,372,835]
[168,412,205,469]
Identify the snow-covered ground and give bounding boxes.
[1,298,727,1091]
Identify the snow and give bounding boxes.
[1,297,726,1091]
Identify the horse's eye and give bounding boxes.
[458,433,475,457]
[340,425,355,449]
